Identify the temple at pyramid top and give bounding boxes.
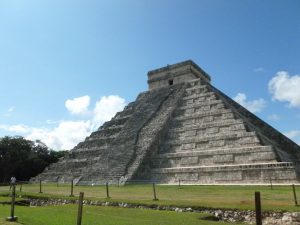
[34,59,300,185]
[147,60,211,90]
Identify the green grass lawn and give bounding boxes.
[1,183,299,211]
[0,204,242,225]
[0,196,25,203]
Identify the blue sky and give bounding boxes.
[0,0,299,150]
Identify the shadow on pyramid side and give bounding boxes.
[33,60,300,185]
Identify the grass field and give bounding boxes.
[1,183,300,211]
[2,183,300,225]
[0,204,243,225]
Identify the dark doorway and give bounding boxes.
[168,79,173,85]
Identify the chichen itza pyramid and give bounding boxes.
[35,60,300,185]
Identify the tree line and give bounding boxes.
[0,136,67,182]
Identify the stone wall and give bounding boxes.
[147,60,211,90]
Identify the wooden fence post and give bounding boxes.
[77,192,84,225]
[292,184,298,206]
[70,179,74,197]
[255,192,262,225]
[106,182,110,198]
[153,183,158,201]
[6,184,18,221]
[39,180,43,193]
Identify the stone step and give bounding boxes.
[87,173,124,178]
[114,113,132,120]
[40,171,82,178]
[169,119,245,134]
[69,152,101,159]
[161,132,260,153]
[182,91,217,103]
[167,125,246,140]
[157,145,273,157]
[91,125,124,138]
[150,162,297,184]
[76,138,115,149]
[117,109,134,117]
[179,99,224,110]
[98,123,125,134]
[174,109,234,122]
[184,85,209,96]
[104,115,131,127]
[175,103,226,118]
[185,78,204,87]
[152,162,294,173]
[106,124,125,130]
[152,146,277,168]
[59,156,104,167]
[166,131,258,146]
[185,84,208,92]
[87,135,118,141]
[73,146,108,153]
[185,80,215,92]
[52,160,88,169]
[69,147,108,158]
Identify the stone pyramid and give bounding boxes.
[36,60,300,185]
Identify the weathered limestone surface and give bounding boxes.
[35,83,186,184]
[34,60,300,184]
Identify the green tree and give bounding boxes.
[0,136,67,182]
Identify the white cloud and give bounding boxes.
[268,71,300,107]
[65,95,90,115]
[0,95,126,150]
[233,93,266,113]
[46,119,59,125]
[267,114,280,121]
[0,124,30,133]
[8,106,15,113]
[2,106,16,117]
[253,67,265,73]
[92,95,126,129]
[26,121,92,150]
